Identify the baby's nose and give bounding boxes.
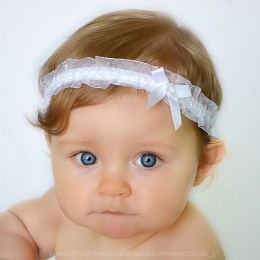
[97,175,131,198]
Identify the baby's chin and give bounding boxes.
[85,212,147,239]
[96,227,137,240]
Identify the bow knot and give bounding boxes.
[165,83,176,96]
[147,68,191,130]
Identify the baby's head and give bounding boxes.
[37,10,221,141]
[34,10,225,238]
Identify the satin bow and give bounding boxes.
[147,68,191,130]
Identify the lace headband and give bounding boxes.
[40,56,218,136]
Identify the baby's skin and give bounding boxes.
[0,89,225,259]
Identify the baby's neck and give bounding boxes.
[88,230,159,251]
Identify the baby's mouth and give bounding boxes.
[102,210,125,214]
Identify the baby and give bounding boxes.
[0,10,225,259]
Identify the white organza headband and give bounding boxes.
[40,56,219,136]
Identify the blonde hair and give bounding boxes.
[35,9,222,141]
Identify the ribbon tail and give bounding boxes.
[168,96,182,130]
[175,85,191,98]
[147,86,166,109]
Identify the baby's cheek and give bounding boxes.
[160,188,191,224]
[168,198,186,220]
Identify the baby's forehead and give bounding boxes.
[105,86,148,103]
[102,87,193,127]
[80,87,167,120]
[65,90,195,144]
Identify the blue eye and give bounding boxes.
[75,152,97,166]
[135,153,158,168]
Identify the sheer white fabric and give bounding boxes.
[40,56,218,136]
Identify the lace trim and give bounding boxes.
[40,56,218,136]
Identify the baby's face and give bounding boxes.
[48,90,199,239]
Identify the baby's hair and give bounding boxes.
[35,9,222,143]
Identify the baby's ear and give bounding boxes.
[44,131,51,150]
[194,139,225,186]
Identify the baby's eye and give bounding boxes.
[135,153,159,168]
[75,152,97,166]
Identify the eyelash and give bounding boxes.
[69,150,86,159]
[69,150,96,163]
[141,151,163,169]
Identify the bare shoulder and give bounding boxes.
[8,187,61,254]
[164,201,225,259]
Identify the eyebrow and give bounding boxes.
[56,140,94,147]
[133,140,177,150]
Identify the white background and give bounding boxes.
[0,1,260,259]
